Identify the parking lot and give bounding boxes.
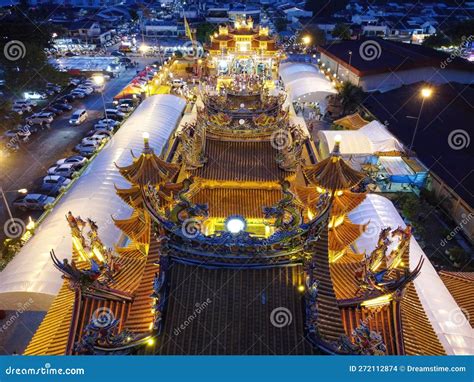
[0,57,158,243]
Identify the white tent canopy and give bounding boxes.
[349,194,473,355]
[359,120,404,153]
[318,120,404,158]
[279,62,336,108]
[0,95,186,311]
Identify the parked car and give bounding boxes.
[70,90,87,99]
[12,100,36,113]
[3,126,31,140]
[82,131,110,145]
[117,103,133,113]
[23,91,48,100]
[104,109,126,121]
[44,105,63,115]
[26,112,54,126]
[47,163,77,178]
[94,119,120,131]
[38,175,71,196]
[75,141,100,156]
[75,86,94,95]
[46,83,61,93]
[69,109,88,125]
[69,78,82,86]
[12,104,31,115]
[58,94,76,103]
[13,193,55,211]
[56,155,87,168]
[17,99,37,107]
[52,102,73,111]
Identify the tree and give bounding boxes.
[423,19,474,48]
[274,18,288,33]
[300,25,326,47]
[336,81,365,114]
[332,23,352,40]
[422,34,450,48]
[304,0,349,18]
[129,9,139,22]
[196,22,216,43]
[0,12,69,94]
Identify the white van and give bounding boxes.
[69,109,88,126]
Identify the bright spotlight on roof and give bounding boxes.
[225,215,246,234]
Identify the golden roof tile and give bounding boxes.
[401,284,446,355]
[116,142,180,186]
[113,210,150,245]
[303,156,366,192]
[24,283,75,355]
[329,218,366,252]
[439,271,474,327]
[191,187,281,219]
[192,138,286,182]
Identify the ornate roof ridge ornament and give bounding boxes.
[263,180,302,231]
[354,225,424,298]
[180,122,207,170]
[275,124,305,172]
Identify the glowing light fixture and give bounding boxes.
[421,87,432,98]
[361,294,392,307]
[225,215,247,234]
[302,35,312,45]
[92,74,105,86]
[26,216,35,231]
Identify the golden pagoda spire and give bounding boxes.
[303,136,366,193]
[299,137,368,262]
[116,133,181,187]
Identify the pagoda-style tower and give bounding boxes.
[114,133,181,255]
[297,136,367,263]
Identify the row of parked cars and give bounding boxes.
[74,98,136,156]
[13,155,87,211]
[12,97,139,210]
[3,78,107,150]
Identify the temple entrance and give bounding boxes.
[232,58,255,74]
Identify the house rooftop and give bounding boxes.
[319,38,474,76]
[363,82,474,207]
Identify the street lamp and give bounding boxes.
[409,87,432,151]
[302,35,312,51]
[93,74,109,131]
[0,187,27,224]
[139,44,150,55]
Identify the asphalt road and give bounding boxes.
[0,57,157,243]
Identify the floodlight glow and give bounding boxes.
[225,216,246,234]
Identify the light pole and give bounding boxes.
[302,35,311,53]
[409,87,432,152]
[93,74,109,131]
[0,187,27,223]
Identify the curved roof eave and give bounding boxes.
[0,94,186,311]
[349,194,474,355]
